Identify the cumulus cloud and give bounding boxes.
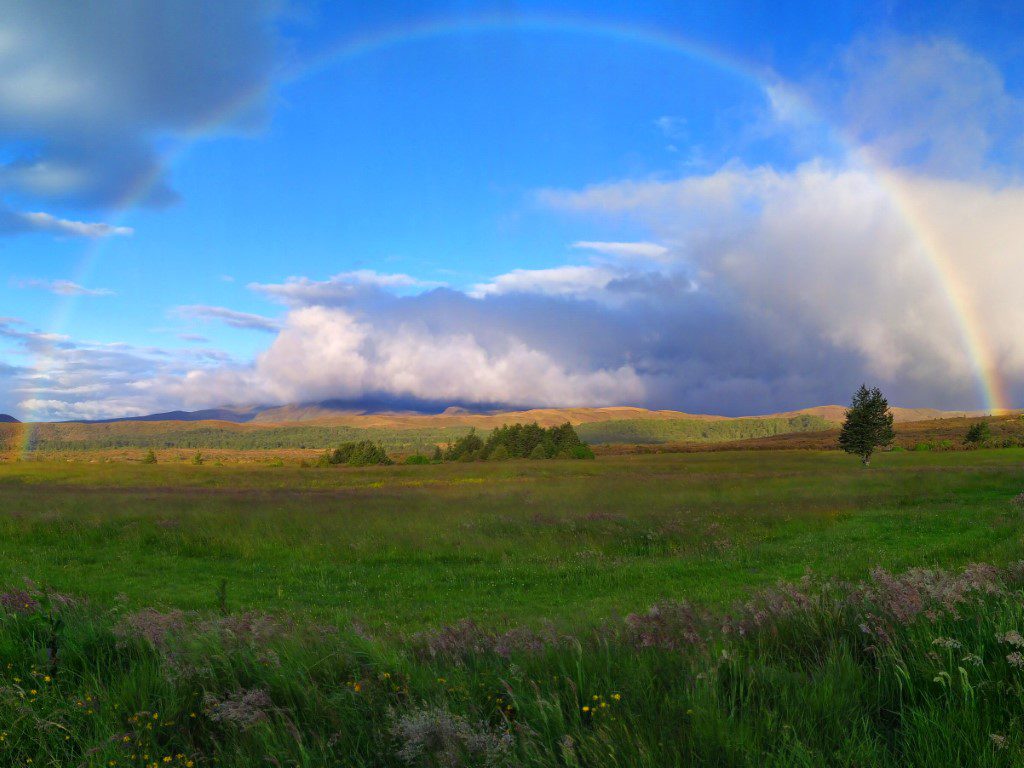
[175,305,281,333]
[0,1,278,208]
[180,306,644,409]
[541,160,1024,407]
[17,279,114,296]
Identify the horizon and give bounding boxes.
[2,2,1024,420]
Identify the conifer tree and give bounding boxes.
[838,384,895,466]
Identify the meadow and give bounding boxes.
[2,449,1024,766]
[1,449,1023,629]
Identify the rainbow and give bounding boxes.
[18,12,1010,454]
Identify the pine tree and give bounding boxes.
[838,385,895,466]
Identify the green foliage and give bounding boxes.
[577,414,832,444]
[404,454,430,465]
[839,384,895,466]
[325,440,393,467]
[965,420,992,445]
[528,443,548,460]
[474,421,592,461]
[141,448,157,464]
[191,451,204,465]
[442,429,484,461]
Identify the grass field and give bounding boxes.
[3,448,1024,766]
[2,449,1022,631]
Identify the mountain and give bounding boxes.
[70,402,989,427]
[0,414,20,423]
[80,407,264,424]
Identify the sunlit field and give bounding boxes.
[3,449,1024,766]
[2,449,1022,630]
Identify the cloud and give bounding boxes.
[175,305,281,333]
[17,279,114,296]
[541,160,1024,406]
[180,306,644,410]
[0,2,279,208]
[0,206,133,238]
[250,270,444,305]
[572,241,670,260]
[470,265,617,298]
[814,37,1024,178]
[178,333,210,343]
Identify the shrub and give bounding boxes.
[965,420,991,445]
[326,440,392,467]
[142,449,157,464]
[442,429,484,461]
[404,454,430,465]
[191,451,204,465]
[528,443,548,460]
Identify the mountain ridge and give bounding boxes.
[45,402,994,428]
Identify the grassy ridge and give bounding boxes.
[0,450,1022,630]
[0,414,833,454]
[4,562,1024,766]
[577,414,831,444]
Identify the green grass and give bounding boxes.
[0,449,1022,631]
[4,449,1024,766]
[576,414,832,444]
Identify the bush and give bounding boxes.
[325,440,393,467]
[442,430,484,462]
[488,445,510,461]
[965,420,991,445]
[528,443,548,460]
[142,449,157,464]
[191,451,204,465]
[405,454,430,465]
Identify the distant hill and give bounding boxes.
[79,407,263,424]
[0,414,20,423]
[773,405,987,424]
[69,402,993,428]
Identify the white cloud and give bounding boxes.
[572,241,670,260]
[250,270,444,305]
[0,207,132,238]
[180,306,644,409]
[175,305,281,333]
[541,160,1024,400]
[470,265,617,298]
[18,279,114,296]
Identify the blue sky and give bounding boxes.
[2,1,1023,419]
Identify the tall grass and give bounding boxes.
[4,562,1024,766]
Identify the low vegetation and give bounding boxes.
[318,440,393,467]
[5,561,1024,766]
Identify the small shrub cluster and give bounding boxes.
[319,440,393,467]
[443,422,594,462]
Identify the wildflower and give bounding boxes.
[582,706,590,712]
[612,693,621,701]
[991,733,1008,749]
[1007,652,1024,668]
